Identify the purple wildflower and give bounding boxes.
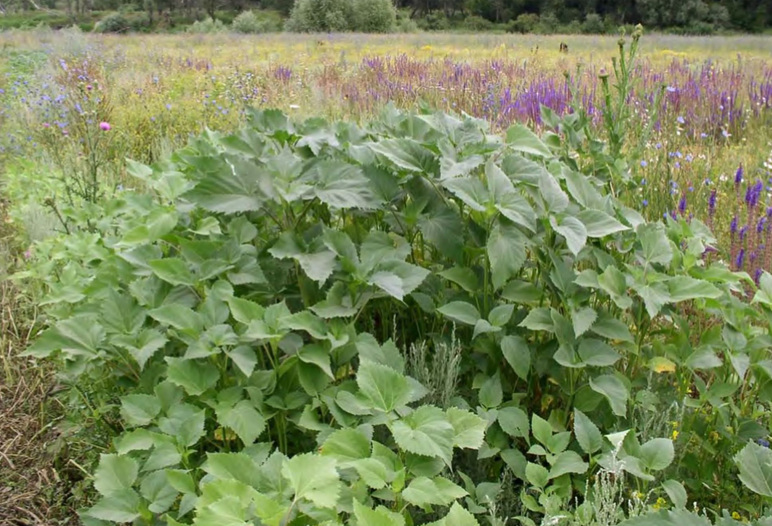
[756,269,764,285]
[731,216,738,235]
[735,165,744,186]
[740,225,749,242]
[708,190,717,216]
[678,194,687,215]
[99,122,111,131]
[736,248,746,269]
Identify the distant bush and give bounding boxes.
[562,19,582,33]
[94,12,129,33]
[507,13,539,33]
[285,0,354,32]
[463,14,494,31]
[232,10,283,33]
[352,0,396,32]
[186,16,227,33]
[416,11,450,30]
[394,12,419,32]
[581,12,605,33]
[535,11,559,33]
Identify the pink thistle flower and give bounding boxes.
[99,122,111,131]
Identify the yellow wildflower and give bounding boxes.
[672,430,679,440]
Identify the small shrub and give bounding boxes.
[232,10,261,33]
[562,19,582,33]
[285,0,354,32]
[463,14,494,31]
[684,21,716,35]
[394,13,419,32]
[352,0,396,32]
[416,11,450,31]
[507,12,539,33]
[535,11,559,33]
[93,12,129,33]
[582,12,605,34]
[186,16,227,33]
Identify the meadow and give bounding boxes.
[1,28,772,525]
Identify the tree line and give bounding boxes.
[2,0,770,33]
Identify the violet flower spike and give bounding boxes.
[678,194,687,215]
[708,190,717,216]
[736,248,746,270]
[730,216,738,235]
[735,164,744,186]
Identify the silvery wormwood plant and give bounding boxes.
[18,105,771,525]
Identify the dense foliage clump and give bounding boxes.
[22,89,772,524]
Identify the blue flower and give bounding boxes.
[640,160,648,167]
[642,199,649,207]
[677,116,685,124]
[758,438,770,448]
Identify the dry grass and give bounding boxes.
[0,200,78,525]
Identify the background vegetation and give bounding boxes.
[0,21,771,526]
[0,0,770,34]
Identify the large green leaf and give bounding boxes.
[357,361,412,412]
[437,301,481,326]
[268,233,336,284]
[551,216,587,256]
[216,400,266,445]
[443,177,488,212]
[498,406,529,439]
[94,454,138,496]
[501,335,531,381]
[735,442,772,497]
[589,374,629,417]
[282,453,341,509]
[391,406,455,465]
[446,408,487,449]
[24,316,105,359]
[321,428,371,462]
[577,210,629,238]
[86,490,141,523]
[369,138,437,173]
[166,357,220,396]
[368,260,430,301]
[666,276,722,302]
[312,160,381,209]
[401,476,467,506]
[549,450,589,479]
[417,205,465,261]
[637,223,673,266]
[183,161,267,213]
[426,502,481,526]
[640,438,675,471]
[506,125,552,157]
[487,221,528,290]
[120,394,161,427]
[573,409,602,455]
[149,258,195,286]
[352,499,406,526]
[140,470,179,514]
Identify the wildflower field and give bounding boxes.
[2,27,772,525]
